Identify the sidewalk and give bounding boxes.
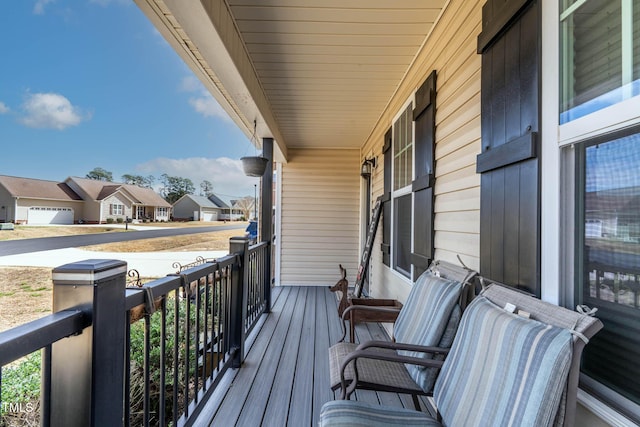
[0,248,229,277]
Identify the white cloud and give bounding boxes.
[179,76,232,123]
[20,92,89,130]
[33,0,55,15]
[0,102,9,114]
[137,157,258,200]
[179,76,201,93]
[188,96,230,121]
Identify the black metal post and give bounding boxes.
[261,137,273,313]
[254,184,257,220]
[229,237,249,368]
[50,259,127,427]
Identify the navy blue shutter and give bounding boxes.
[412,71,437,278]
[477,0,541,296]
[381,128,392,266]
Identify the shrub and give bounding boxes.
[1,352,41,405]
[1,351,41,425]
[106,218,115,224]
[128,293,207,425]
[116,217,124,224]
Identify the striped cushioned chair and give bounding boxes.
[329,262,476,409]
[320,283,603,427]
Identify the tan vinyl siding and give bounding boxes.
[103,195,131,221]
[363,0,482,299]
[280,148,360,285]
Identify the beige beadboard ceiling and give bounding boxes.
[136,0,448,161]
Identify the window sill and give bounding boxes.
[577,389,638,427]
[559,95,640,147]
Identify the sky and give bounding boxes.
[0,0,260,201]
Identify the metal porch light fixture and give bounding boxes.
[360,157,377,178]
[241,120,268,177]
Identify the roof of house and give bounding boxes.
[174,194,220,208]
[0,175,82,201]
[208,193,230,209]
[67,177,171,207]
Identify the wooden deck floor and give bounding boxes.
[199,286,424,426]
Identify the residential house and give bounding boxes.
[0,175,84,224]
[172,194,223,221]
[65,177,171,223]
[0,175,171,224]
[134,0,640,424]
[209,193,245,220]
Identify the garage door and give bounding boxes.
[201,211,217,221]
[28,207,74,225]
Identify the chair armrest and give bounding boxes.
[342,304,402,321]
[339,348,446,399]
[337,305,402,342]
[356,340,450,356]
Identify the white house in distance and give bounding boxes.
[0,175,171,224]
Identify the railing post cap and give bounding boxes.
[230,236,250,243]
[52,259,127,283]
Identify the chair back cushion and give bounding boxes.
[434,296,573,427]
[393,273,462,391]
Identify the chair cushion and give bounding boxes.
[319,400,441,427]
[393,273,462,390]
[434,296,573,427]
[418,303,461,393]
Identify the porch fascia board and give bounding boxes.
[134,0,288,163]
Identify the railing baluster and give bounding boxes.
[203,274,210,385]
[194,278,201,404]
[172,293,179,427]
[184,280,191,418]
[143,313,151,427]
[40,345,51,427]
[159,297,167,425]
[124,322,131,427]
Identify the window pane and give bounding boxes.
[393,105,413,190]
[394,194,412,277]
[578,132,640,406]
[560,0,640,123]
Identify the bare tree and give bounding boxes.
[233,196,255,220]
[200,180,214,197]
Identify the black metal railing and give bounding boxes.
[172,256,217,274]
[0,236,270,427]
[245,241,269,336]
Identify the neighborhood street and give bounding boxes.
[0,224,246,256]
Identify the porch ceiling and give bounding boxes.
[136,0,447,161]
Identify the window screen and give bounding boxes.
[393,194,412,278]
[577,129,640,411]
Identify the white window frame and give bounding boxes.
[390,98,416,281]
[545,0,640,421]
[111,204,124,216]
[559,0,640,144]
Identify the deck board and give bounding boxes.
[204,286,423,426]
